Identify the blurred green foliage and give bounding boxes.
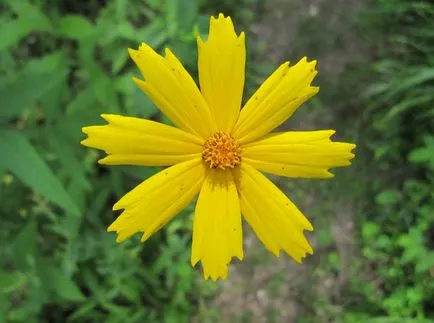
[292,1,434,322]
[345,0,434,321]
[0,0,254,321]
[2,0,433,322]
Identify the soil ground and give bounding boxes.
[213,1,370,322]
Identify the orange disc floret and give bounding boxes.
[202,132,241,169]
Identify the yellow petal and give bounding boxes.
[81,114,202,166]
[237,164,313,262]
[108,158,205,243]
[197,13,246,133]
[129,45,214,138]
[242,130,356,178]
[191,169,243,281]
[233,58,319,144]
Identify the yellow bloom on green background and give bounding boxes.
[81,14,356,281]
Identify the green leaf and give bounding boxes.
[0,270,25,293]
[362,222,380,238]
[0,130,80,215]
[66,88,95,115]
[133,85,158,118]
[376,189,401,205]
[386,67,434,100]
[12,219,37,268]
[111,47,129,74]
[0,19,33,52]
[137,18,168,48]
[58,15,95,40]
[26,51,68,74]
[175,0,198,31]
[363,317,434,323]
[165,0,179,37]
[385,95,432,119]
[0,69,67,119]
[115,0,127,20]
[68,301,98,321]
[117,21,136,41]
[0,2,53,51]
[48,268,86,302]
[409,142,434,164]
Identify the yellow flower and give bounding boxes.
[81,14,356,281]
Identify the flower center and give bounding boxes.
[202,132,241,170]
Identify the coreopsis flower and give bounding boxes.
[82,14,355,281]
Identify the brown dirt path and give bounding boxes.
[212,1,369,322]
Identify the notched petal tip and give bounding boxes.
[138,42,150,51]
[328,130,337,138]
[303,247,315,259]
[128,44,161,65]
[269,248,280,258]
[324,171,335,179]
[191,258,234,282]
[204,266,229,282]
[238,31,245,41]
[131,76,143,85]
[294,256,303,264]
[115,235,129,243]
[80,138,92,147]
[311,86,320,94]
[296,57,318,71]
[97,156,110,165]
[140,232,152,243]
[196,33,204,44]
[107,221,118,232]
[306,244,314,255]
[81,126,92,135]
[100,113,115,122]
[208,12,238,40]
[296,254,307,264]
[304,223,314,232]
[127,47,138,59]
[112,200,124,211]
[190,250,199,266]
[132,77,149,91]
[164,47,172,57]
[213,12,231,24]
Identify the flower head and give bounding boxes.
[81,14,356,281]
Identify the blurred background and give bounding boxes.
[1,0,433,322]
